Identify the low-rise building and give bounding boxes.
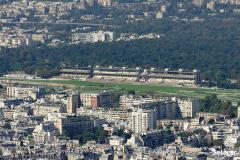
[224,133,240,148]
[32,122,56,143]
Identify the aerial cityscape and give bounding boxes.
[0,0,240,159]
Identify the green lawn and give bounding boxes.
[1,78,240,102]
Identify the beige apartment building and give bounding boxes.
[7,86,39,100]
[67,94,79,114]
[80,91,113,108]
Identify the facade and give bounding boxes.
[56,115,94,135]
[80,91,113,108]
[119,95,160,108]
[224,133,240,148]
[108,136,125,146]
[72,31,114,43]
[119,94,134,108]
[196,112,218,122]
[141,68,200,85]
[60,66,201,85]
[31,33,47,43]
[176,98,200,118]
[154,101,180,120]
[93,66,140,81]
[7,86,43,100]
[207,1,215,10]
[131,109,156,133]
[157,119,188,129]
[156,11,163,19]
[34,103,65,116]
[238,106,240,118]
[67,94,79,114]
[217,0,240,5]
[78,108,131,122]
[32,122,55,143]
[60,66,93,79]
[97,0,111,6]
[0,98,24,108]
[139,130,175,149]
[212,127,232,141]
[192,0,205,6]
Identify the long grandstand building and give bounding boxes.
[60,66,201,85]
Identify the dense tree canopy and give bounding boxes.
[1,19,240,83]
[200,94,237,118]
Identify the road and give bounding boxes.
[0,21,119,28]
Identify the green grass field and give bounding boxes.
[1,78,240,102]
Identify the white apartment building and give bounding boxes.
[131,109,156,133]
[7,86,39,100]
[34,103,65,116]
[78,108,131,122]
[175,98,200,118]
[72,31,114,43]
[119,95,166,108]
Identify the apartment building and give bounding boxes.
[7,86,43,100]
[157,119,188,129]
[32,122,55,143]
[119,95,170,108]
[72,31,114,43]
[97,0,112,6]
[80,91,113,108]
[119,94,134,108]
[34,100,65,116]
[139,130,175,149]
[0,98,24,108]
[224,133,240,148]
[78,108,131,122]
[217,0,240,5]
[196,112,218,122]
[56,115,94,135]
[154,101,180,120]
[175,98,200,118]
[67,94,79,114]
[131,109,156,133]
[212,129,229,140]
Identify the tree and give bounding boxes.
[113,129,132,142]
[127,90,135,95]
[1,19,240,87]
[208,119,215,124]
[200,94,236,118]
[3,122,11,129]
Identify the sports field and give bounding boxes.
[1,78,240,102]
